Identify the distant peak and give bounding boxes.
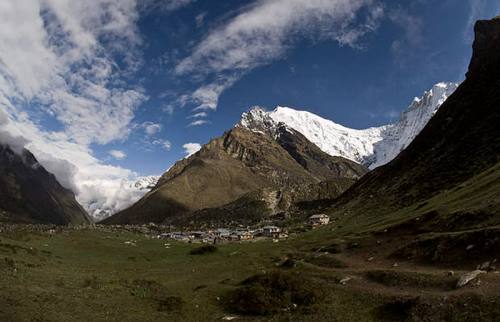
[407,82,458,111]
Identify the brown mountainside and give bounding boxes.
[103,126,366,225]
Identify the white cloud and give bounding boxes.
[188,119,210,127]
[175,0,383,111]
[0,0,151,219]
[190,77,238,111]
[183,142,201,156]
[152,139,172,151]
[142,121,162,135]
[188,111,208,118]
[0,112,148,218]
[195,12,207,27]
[0,1,147,145]
[0,110,28,155]
[109,150,127,160]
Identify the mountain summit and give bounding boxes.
[241,82,458,169]
[103,120,365,224]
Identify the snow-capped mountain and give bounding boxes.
[240,82,458,169]
[241,106,387,164]
[368,82,458,168]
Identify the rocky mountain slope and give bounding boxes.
[172,178,356,227]
[103,125,366,225]
[0,144,92,225]
[324,17,500,232]
[244,82,457,169]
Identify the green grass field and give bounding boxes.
[0,228,386,321]
[2,223,500,322]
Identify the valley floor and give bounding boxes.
[1,223,500,322]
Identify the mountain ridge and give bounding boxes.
[241,82,458,169]
[322,17,500,232]
[103,123,365,224]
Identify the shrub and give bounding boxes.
[189,245,217,255]
[157,296,184,312]
[226,271,325,315]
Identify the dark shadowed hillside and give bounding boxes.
[0,145,92,225]
[326,17,500,231]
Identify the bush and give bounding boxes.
[189,245,217,255]
[157,296,184,312]
[226,271,325,315]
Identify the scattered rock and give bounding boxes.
[477,260,497,271]
[392,263,399,267]
[456,270,486,288]
[280,258,297,268]
[477,261,491,270]
[367,257,374,262]
[466,244,475,251]
[339,277,352,285]
[222,316,238,320]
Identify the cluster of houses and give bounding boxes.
[157,225,288,243]
[156,214,331,244]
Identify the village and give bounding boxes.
[154,213,331,244]
[0,214,331,245]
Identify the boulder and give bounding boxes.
[456,270,486,288]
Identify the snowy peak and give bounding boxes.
[239,82,458,169]
[268,106,385,163]
[238,106,279,136]
[132,175,160,190]
[368,82,458,169]
[240,105,385,164]
[408,82,458,113]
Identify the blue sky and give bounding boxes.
[0,0,499,216]
[99,0,499,176]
